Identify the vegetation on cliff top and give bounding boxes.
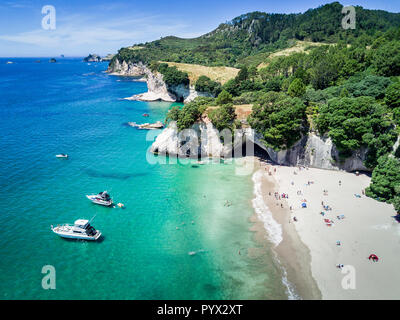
[116,2,400,211]
[151,62,190,87]
[110,2,400,69]
[366,155,400,212]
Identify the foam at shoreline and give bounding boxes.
[252,169,301,300]
[252,170,283,246]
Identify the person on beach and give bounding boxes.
[368,254,379,262]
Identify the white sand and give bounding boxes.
[262,165,400,299]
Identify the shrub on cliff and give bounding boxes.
[248,92,307,150]
[165,97,212,131]
[315,96,397,167]
[157,63,189,87]
[195,76,222,96]
[208,104,236,132]
[366,155,400,212]
[215,90,233,105]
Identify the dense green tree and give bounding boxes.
[372,41,400,77]
[165,97,212,131]
[195,76,222,96]
[209,104,236,132]
[315,96,397,167]
[236,66,249,81]
[248,92,307,150]
[216,90,233,105]
[366,155,400,212]
[157,63,189,87]
[288,78,306,97]
[385,82,400,109]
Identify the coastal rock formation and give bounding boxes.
[101,54,115,61]
[83,53,115,62]
[151,121,268,158]
[150,122,370,172]
[266,133,369,172]
[107,59,148,76]
[83,54,102,62]
[107,60,212,103]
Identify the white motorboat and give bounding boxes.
[86,191,113,206]
[51,219,101,241]
[56,154,68,158]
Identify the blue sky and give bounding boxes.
[0,0,399,57]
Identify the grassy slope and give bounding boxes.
[161,62,240,85]
[257,40,330,69]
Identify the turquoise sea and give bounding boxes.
[0,58,289,299]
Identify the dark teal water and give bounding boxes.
[0,58,287,299]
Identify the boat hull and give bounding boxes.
[86,195,113,206]
[52,229,101,241]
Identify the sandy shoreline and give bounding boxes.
[250,159,400,299]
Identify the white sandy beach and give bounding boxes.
[254,163,400,299]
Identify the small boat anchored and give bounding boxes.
[56,153,68,158]
[51,218,101,241]
[86,191,113,206]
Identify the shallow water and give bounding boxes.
[0,58,288,299]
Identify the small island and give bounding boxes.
[83,54,102,62]
[83,53,115,62]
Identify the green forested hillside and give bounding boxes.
[110,2,400,212]
[111,2,400,68]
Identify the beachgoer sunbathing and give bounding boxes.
[368,254,379,262]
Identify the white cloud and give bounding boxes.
[0,11,203,55]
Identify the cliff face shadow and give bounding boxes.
[232,138,272,163]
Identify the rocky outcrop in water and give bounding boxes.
[83,54,102,62]
[107,60,212,103]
